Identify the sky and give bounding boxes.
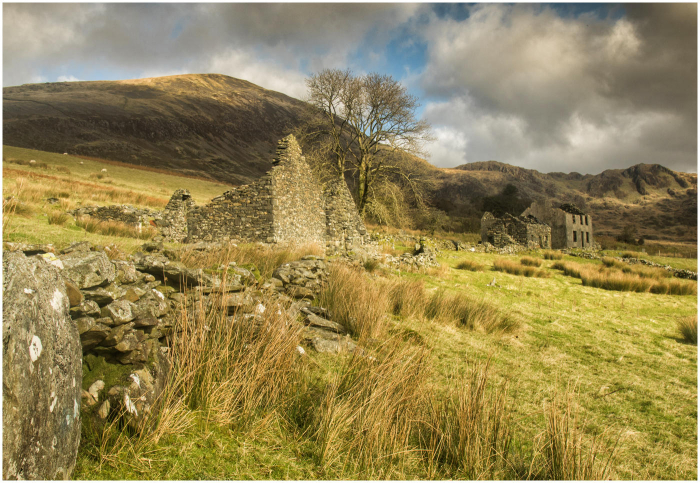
[3,2,697,174]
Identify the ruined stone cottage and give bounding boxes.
[159,135,368,248]
[522,200,593,249]
[481,212,552,249]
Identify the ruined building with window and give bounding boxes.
[521,201,593,249]
[480,212,552,249]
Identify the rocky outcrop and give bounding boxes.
[3,252,83,480]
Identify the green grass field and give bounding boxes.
[3,146,697,480]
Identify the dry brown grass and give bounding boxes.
[494,259,549,278]
[542,250,563,260]
[456,260,485,272]
[75,216,157,240]
[419,358,513,479]
[319,264,390,341]
[676,315,697,344]
[386,278,427,319]
[170,293,305,427]
[47,212,70,226]
[3,167,168,208]
[554,260,695,295]
[520,256,542,267]
[310,339,429,477]
[423,288,518,333]
[179,242,324,280]
[530,389,619,480]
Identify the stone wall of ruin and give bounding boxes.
[185,135,327,245]
[523,200,593,249]
[324,178,368,249]
[270,137,327,245]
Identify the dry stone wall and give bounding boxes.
[481,212,551,249]
[67,135,368,250]
[324,178,369,249]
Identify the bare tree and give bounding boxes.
[306,69,433,214]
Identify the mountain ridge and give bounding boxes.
[3,74,696,241]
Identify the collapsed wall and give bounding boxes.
[481,212,551,249]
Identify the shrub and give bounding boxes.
[456,260,485,272]
[520,256,542,267]
[493,259,549,278]
[677,315,697,344]
[542,250,563,260]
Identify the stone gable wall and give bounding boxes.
[184,135,328,245]
[324,178,368,249]
[159,189,196,242]
[270,137,326,245]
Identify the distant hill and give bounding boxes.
[3,74,697,241]
[3,74,307,185]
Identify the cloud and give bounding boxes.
[417,3,697,173]
[56,75,80,82]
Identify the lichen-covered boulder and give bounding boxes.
[2,252,82,480]
[59,251,116,289]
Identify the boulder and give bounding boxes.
[2,252,82,480]
[59,251,116,289]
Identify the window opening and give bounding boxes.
[586,232,589,243]
[573,230,577,242]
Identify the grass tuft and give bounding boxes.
[320,264,390,341]
[520,256,542,267]
[456,260,485,271]
[494,258,549,278]
[47,212,70,226]
[542,250,563,260]
[676,315,697,344]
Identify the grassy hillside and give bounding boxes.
[3,147,696,480]
[4,74,697,242]
[3,74,307,185]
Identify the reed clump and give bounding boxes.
[542,250,563,260]
[494,258,549,278]
[456,260,485,271]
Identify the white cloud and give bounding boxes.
[56,75,80,82]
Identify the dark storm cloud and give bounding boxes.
[3,3,696,174]
[418,3,697,173]
[3,3,418,95]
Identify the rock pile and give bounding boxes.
[69,205,161,226]
[269,256,329,299]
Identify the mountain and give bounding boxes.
[3,74,696,241]
[3,74,308,185]
[435,161,697,241]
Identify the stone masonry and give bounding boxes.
[522,200,594,249]
[481,212,552,249]
[67,135,368,249]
